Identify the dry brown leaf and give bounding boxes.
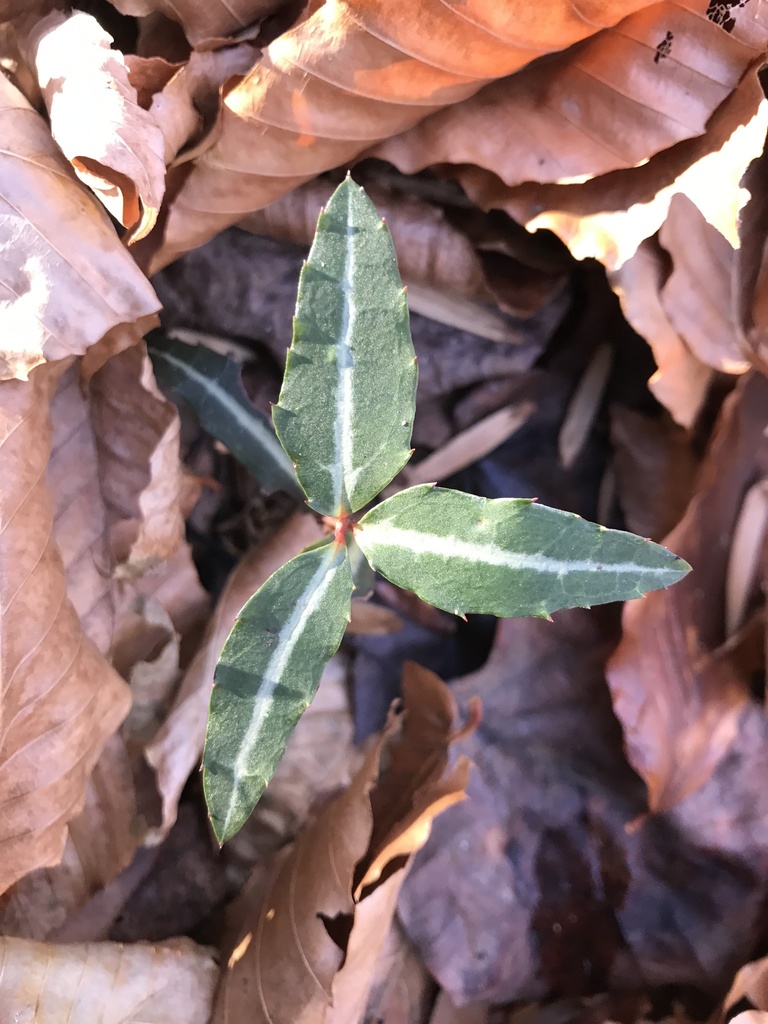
[475,74,768,272]
[148,44,257,165]
[609,405,700,541]
[721,953,768,1018]
[214,663,469,1024]
[0,935,217,1022]
[612,238,713,427]
[0,735,137,940]
[0,362,131,895]
[111,0,283,46]
[0,74,160,380]
[375,2,768,190]
[48,364,115,654]
[19,10,166,241]
[145,511,323,834]
[657,193,750,373]
[605,374,766,812]
[361,918,434,1024]
[348,598,403,636]
[90,344,187,573]
[151,0,685,270]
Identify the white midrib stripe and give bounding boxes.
[157,351,276,449]
[223,551,341,834]
[332,219,356,512]
[361,523,675,577]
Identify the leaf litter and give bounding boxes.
[8,0,768,1020]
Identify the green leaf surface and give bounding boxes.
[273,177,418,517]
[203,539,353,842]
[356,485,690,618]
[147,331,301,498]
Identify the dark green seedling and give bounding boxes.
[180,177,690,843]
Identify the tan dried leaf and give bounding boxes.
[612,238,713,427]
[454,75,767,275]
[214,663,470,1024]
[111,0,283,46]
[0,735,137,940]
[0,363,131,895]
[376,1,768,190]
[145,511,324,833]
[151,0,676,270]
[0,74,159,380]
[605,374,766,811]
[0,935,217,1023]
[46,364,115,654]
[90,345,187,573]
[20,10,166,241]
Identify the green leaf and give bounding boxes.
[356,485,690,618]
[147,330,301,498]
[273,177,418,518]
[203,539,353,842]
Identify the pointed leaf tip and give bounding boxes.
[356,485,690,619]
[273,179,417,517]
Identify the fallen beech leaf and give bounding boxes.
[150,45,258,165]
[361,919,434,1024]
[612,238,713,427]
[145,511,323,834]
[0,363,131,895]
[48,365,115,654]
[0,935,217,1022]
[0,735,137,940]
[721,953,768,1018]
[111,0,283,47]
[657,193,750,374]
[214,663,469,1024]
[375,2,768,191]
[90,344,187,573]
[482,76,768,271]
[20,10,166,241]
[609,405,700,542]
[151,0,689,270]
[0,74,159,380]
[398,609,763,1004]
[606,374,766,812]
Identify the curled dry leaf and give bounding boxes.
[0,735,137,941]
[0,74,159,380]
[214,663,470,1024]
[151,0,681,270]
[0,935,217,1023]
[454,72,768,273]
[721,953,768,1020]
[111,0,283,47]
[19,10,166,241]
[606,374,767,813]
[612,238,713,428]
[90,344,187,573]
[376,1,768,192]
[145,511,323,834]
[148,44,258,165]
[0,363,131,896]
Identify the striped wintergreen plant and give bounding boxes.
[202,176,691,843]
